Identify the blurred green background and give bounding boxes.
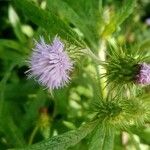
[0,0,150,150]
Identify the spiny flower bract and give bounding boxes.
[136,63,150,85]
[91,96,149,128]
[102,45,150,94]
[27,36,73,89]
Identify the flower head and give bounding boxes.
[145,18,150,26]
[136,63,150,85]
[27,36,73,89]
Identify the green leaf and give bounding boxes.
[20,89,48,132]
[0,114,26,147]
[102,0,136,37]
[0,39,28,53]
[59,0,102,30]
[0,64,15,119]
[0,100,26,147]
[14,0,84,47]
[53,88,69,115]
[89,125,115,150]
[0,47,26,66]
[47,0,102,50]
[138,39,150,51]
[12,121,98,150]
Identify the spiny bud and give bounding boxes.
[92,97,149,128]
[105,56,139,86]
[103,46,150,91]
[39,107,51,139]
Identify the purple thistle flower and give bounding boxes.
[27,36,73,89]
[136,63,150,85]
[145,18,150,26]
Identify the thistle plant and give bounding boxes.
[136,63,150,84]
[27,36,73,89]
[0,0,150,150]
[102,46,149,94]
[92,96,150,128]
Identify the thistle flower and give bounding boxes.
[145,18,150,26]
[136,63,150,85]
[27,36,73,89]
[101,44,150,94]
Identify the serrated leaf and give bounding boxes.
[12,121,98,150]
[89,125,115,150]
[60,0,102,29]
[14,0,84,47]
[47,0,101,50]
[102,0,136,37]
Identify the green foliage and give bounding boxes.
[13,121,98,150]
[102,0,136,38]
[102,45,146,94]
[14,0,85,47]
[0,0,150,150]
[47,0,102,50]
[92,96,150,128]
[89,125,115,150]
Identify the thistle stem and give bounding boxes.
[28,125,39,145]
[82,48,106,65]
[98,40,107,98]
[82,42,107,98]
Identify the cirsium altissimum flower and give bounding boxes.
[27,36,73,89]
[136,63,150,85]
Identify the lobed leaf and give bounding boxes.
[14,0,84,47]
[12,121,98,150]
